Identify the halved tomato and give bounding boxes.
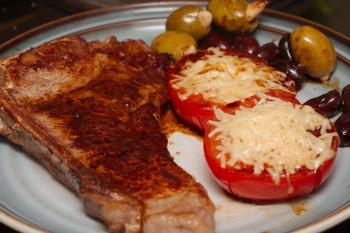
[203,100,339,202]
[167,47,296,131]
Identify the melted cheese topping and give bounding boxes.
[208,98,337,187]
[170,47,294,104]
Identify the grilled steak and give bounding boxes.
[0,35,215,233]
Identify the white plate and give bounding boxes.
[0,2,349,233]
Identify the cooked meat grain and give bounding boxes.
[0,35,215,233]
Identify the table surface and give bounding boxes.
[0,0,349,232]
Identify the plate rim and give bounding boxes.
[0,1,349,233]
[1,1,349,53]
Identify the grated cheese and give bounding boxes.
[207,98,337,189]
[170,47,295,104]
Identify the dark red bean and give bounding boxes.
[341,84,350,113]
[335,113,350,147]
[278,33,293,61]
[230,33,260,53]
[200,31,231,49]
[270,58,305,91]
[254,42,279,64]
[304,90,343,118]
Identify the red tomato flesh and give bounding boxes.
[167,48,296,131]
[203,108,339,202]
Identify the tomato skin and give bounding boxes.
[168,80,298,131]
[203,123,339,202]
[167,82,218,130]
[167,48,297,131]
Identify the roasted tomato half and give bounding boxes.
[204,99,339,202]
[167,47,296,131]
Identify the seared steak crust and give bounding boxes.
[0,36,215,233]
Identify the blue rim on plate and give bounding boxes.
[0,2,349,233]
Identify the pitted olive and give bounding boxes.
[207,0,268,32]
[151,31,198,61]
[290,25,337,81]
[166,6,212,41]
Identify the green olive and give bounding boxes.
[151,31,198,61]
[290,25,337,81]
[166,6,212,41]
[208,0,258,32]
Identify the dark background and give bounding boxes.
[0,0,349,232]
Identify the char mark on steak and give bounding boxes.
[0,35,215,233]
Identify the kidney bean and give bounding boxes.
[270,58,305,91]
[335,113,350,147]
[304,90,343,118]
[341,84,350,113]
